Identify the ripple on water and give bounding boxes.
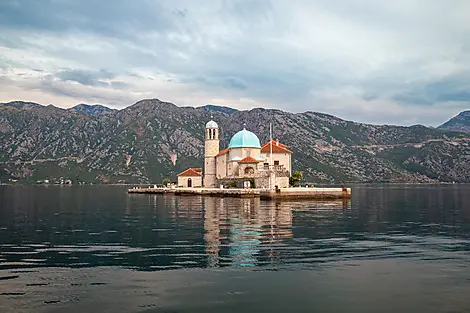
[1,292,25,296]
[0,262,38,267]
[21,259,47,263]
[4,251,37,255]
[89,282,107,286]
[25,283,49,286]
[43,300,60,304]
[27,244,48,248]
[0,275,19,281]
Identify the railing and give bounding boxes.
[262,164,286,171]
[221,165,290,180]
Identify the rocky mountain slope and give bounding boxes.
[1,99,469,184]
[68,104,118,116]
[439,110,470,133]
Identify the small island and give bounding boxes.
[129,118,351,200]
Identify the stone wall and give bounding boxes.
[216,153,228,179]
[204,156,217,187]
[205,139,219,157]
[178,176,202,188]
[254,172,289,189]
[275,176,289,188]
[217,178,254,188]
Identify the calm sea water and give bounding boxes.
[0,185,469,312]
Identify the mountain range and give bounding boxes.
[438,110,470,133]
[0,99,469,184]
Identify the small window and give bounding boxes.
[246,150,251,157]
[274,160,280,166]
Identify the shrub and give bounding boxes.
[290,171,303,187]
[162,178,171,186]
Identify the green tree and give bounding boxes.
[290,171,303,187]
[162,178,171,186]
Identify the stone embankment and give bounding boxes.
[128,186,351,200]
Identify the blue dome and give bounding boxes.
[229,129,261,149]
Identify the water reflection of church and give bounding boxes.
[153,195,349,268]
[203,197,294,267]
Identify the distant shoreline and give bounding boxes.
[1,182,468,186]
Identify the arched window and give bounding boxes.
[244,167,255,175]
[187,178,192,187]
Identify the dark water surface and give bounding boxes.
[1,185,470,312]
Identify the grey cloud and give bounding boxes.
[1,0,470,125]
[172,9,188,18]
[37,77,84,99]
[182,75,248,91]
[224,77,248,90]
[366,73,470,106]
[33,75,135,106]
[40,68,131,90]
[0,35,24,49]
[0,76,13,84]
[0,0,341,103]
[55,69,115,87]
[110,81,131,89]
[425,77,470,102]
[0,0,176,41]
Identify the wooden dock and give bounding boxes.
[128,186,351,200]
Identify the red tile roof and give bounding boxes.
[177,168,202,177]
[261,140,292,153]
[216,148,229,157]
[191,167,202,173]
[263,140,287,148]
[238,156,260,163]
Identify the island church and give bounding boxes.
[178,118,292,189]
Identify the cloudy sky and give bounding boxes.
[0,0,469,125]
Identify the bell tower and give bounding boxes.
[204,116,219,187]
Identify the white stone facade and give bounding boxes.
[178,175,202,188]
[201,119,293,189]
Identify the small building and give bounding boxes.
[177,168,202,188]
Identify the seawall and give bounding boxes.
[128,187,351,200]
[259,187,351,200]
